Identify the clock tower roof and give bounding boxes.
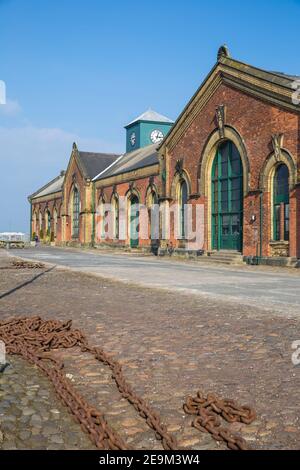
[125,108,174,128]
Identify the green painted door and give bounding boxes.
[212,141,243,251]
[130,196,139,248]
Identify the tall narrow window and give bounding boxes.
[46,210,51,236]
[179,180,188,239]
[113,197,119,239]
[148,191,158,240]
[53,209,58,238]
[72,187,80,238]
[273,164,289,241]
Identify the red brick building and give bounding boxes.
[29,46,300,265]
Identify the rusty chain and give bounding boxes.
[0,316,256,451]
[0,316,177,450]
[11,260,45,269]
[183,391,256,450]
[0,261,45,270]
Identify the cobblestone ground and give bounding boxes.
[0,357,94,450]
[0,251,300,450]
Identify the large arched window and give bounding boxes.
[178,180,188,239]
[72,187,80,238]
[211,141,243,251]
[273,164,289,241]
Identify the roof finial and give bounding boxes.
[217,44,230,61]
[72,142,78,151]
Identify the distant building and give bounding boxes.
[29,46,300,264]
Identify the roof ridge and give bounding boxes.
[220,54,299,83]
[78,150,121,156]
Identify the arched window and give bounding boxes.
[53,208,58,238]
[211,141,243,251]
[72,187,80,238]
[179,180,188,239]
[273,164,289,241]
[46,210,51,236]
[98,197,106,239]
[112,196,119,239]
[147,191,158,240]
[129,194,140,248]
[32,211,37,234]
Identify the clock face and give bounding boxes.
[150,129,164,144]
[130,132,136,146]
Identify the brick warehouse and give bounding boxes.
[29,46,300,266]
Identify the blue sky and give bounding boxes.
[0,0,300,232]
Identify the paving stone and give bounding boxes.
[1,253,300,450]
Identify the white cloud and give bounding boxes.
[0,99,22,116]
[0,124,122,232]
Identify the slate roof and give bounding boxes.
[125,109,174,127]
[77,151,120,179]
[29,173,65,201]
[93,143,158,181]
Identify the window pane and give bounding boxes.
[284,203,289,241]
[220,142,229,177]
[221,180,228,212]
[274,164,289,203]
[232,214,240,235]
[231,144,242,175]
[274,204,280,241]
[222,215,229,235]
[212,181,218,214]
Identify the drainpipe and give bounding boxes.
[259,191,263,259]
[29,200,32,241]
[91,182,95,247]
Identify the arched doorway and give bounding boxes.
[211,141,243,251]
[129,195,139,248]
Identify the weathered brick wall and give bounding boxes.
[167,83,300,256]
[95,174,160,247]
[61,156,93,244]
[31,197,62,242]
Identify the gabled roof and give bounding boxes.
[93,143,158,181]
[77,151,120,179]
[159,45,300,151]
[29,173,65,201]
[125,109,174,128]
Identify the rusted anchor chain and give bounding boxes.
[183,391,256,450]
[0,316,177,450]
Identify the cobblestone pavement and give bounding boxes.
[0,250,300,450]
[0,357,94,450]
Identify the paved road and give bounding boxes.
[10,246,300,316]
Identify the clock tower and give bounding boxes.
[125,109,174,153]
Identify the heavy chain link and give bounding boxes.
[11,260,45,269]
[0,316,177,450]
[183,391,256,450]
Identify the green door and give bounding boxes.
[212,141,243,251]
[130,195,139,248]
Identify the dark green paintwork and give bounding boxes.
[211,141,243,251]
